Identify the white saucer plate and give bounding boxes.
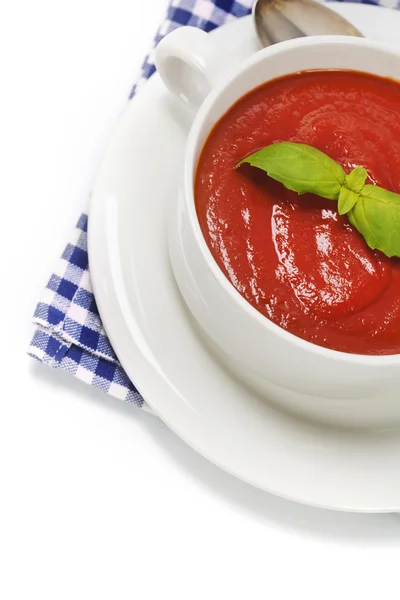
[89,4,400,512]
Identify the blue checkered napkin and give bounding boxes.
[29,0,390,407]
[28,0,254,407]
[30,215,143,405]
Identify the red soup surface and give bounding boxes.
[195,70,400,355]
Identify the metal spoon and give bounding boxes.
[253,0,363,46]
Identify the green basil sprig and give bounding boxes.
[236,142,400,259]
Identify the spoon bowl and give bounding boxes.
[253,0,363,46]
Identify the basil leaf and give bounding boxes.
[236,142,345,200]
[348,184,400,258]
[338,187,359,216]
[345,166,368,193]
[236,142,400,259]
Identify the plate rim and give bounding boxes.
[88,4,400,512]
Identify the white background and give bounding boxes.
[1,1,400,598]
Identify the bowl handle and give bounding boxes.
[155,26,229,109]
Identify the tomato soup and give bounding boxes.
[195,70,400,355]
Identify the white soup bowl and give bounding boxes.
[155,28,400,424]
